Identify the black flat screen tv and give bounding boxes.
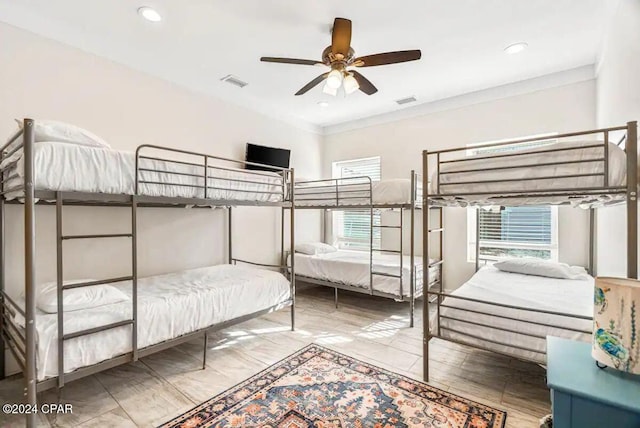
[245,143,291,172]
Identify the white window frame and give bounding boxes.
[331,157,381,251]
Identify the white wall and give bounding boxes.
[323,80,597,289]
[595,0,640,277]
[0,23,323,374]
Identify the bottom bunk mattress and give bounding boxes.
[432,265,593,363]
[289,249,438,299]
[14,264,290,381]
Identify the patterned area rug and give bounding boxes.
[160,344,507,428]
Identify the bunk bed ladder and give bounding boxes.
[428,210,444,307]
[54,192,136,389]
[371,205,417,326]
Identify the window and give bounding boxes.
[331,157,381,250]
[466,134,559,262]
[469,206,559,261]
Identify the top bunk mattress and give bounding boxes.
[429,141,627,207]
[1,142,285,203]
[295,179,421,207]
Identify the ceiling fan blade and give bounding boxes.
[331,18,352,57]
[295,73,329,96]
[351,71,378,95]
[354,50,422,67]
[261,57,324,66]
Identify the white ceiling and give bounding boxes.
[0,1,616,132]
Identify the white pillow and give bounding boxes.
[36,279,129,314]
[493,258,588,280]
[11,119,111,150]
[295,242,338,255]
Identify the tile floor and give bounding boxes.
[0,286,550,427]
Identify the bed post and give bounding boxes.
[0,162,5,381]
[23,118,37,428]
[589,208,596,276]
[409,170,416,328]
[399,206,404,302]
[369,178,374,295]
[55,194,65,388]
[475,208,480,272]
[627,121,638,279]
[290,169,296,331]
[228,207,233,264]
[132,152,140,363]
[202,333,208,370]
[0,132,6,382]
[280,207,285,274]
[422,151,430,382]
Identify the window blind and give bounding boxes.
[334,157,381,181]
[332,157,381,250]
[478,206,556,260]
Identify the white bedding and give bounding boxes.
[1,142,284,202]
[289,249,438,298]
[435,265,593,363]
[13,264,290,381]
[295,179,420,206]
[430,141,626,207]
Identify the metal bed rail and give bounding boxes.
[427,290,593,358]
[294,172,423,209]
[1,291,26,372]
[135,144,293,205]
[294,175,373,207]
[421,121,638,382]
[426,124,632,200]
[0,128,26,198]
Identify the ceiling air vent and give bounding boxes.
[220,75,248,88]
[395,96,417,105]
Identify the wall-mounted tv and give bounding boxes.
[245,143,291,172]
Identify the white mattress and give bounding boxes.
[295,179,420,206]
[430,141,627,207]
[289,249,438,298]
[14,264,290,381]
[1,142,284,202]
[434,265,593,363]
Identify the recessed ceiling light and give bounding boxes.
[138,6,162,22]
[317,101,329,108]
[504,42,528,55]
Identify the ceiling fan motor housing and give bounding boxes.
[260,17,421,96]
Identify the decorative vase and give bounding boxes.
[592,277,640,375]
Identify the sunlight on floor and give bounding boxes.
[219,312,412,347]
[354,316,407,339]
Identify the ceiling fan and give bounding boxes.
[260,18,421,96]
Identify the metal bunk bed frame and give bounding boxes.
[0,119,297,428]
[289,170,438,327]
[421,121,638,382]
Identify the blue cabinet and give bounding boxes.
[547,336,640,428]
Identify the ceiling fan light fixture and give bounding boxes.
[343,73,359,94]
[326,69,343,89]
[322,82,338,96]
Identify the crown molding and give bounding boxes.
[322,65,596,136]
